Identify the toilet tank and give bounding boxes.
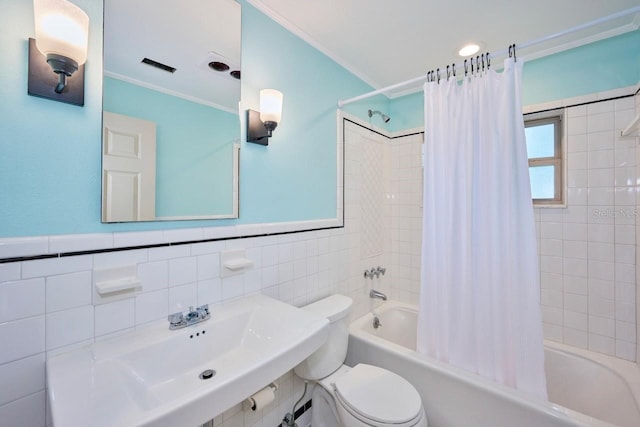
[294,294,353,380]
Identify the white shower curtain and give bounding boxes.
[417,58,547,399]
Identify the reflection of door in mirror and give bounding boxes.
[102,0,241,222]
[102,112,156,222]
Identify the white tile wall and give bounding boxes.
[360,132,385,259]
[0,226,354,427]
[536,94,639,361]
[635,88,640,364]
[387,133,424,303]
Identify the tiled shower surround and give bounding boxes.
[532,88,640,362]
[0,86,637,426]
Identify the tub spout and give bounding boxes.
[370,289,387,301]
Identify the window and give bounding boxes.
[524,111,564,205]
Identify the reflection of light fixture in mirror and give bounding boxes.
[28,0,89,106]
[247,89,283,146]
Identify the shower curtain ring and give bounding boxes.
[446,65,450,80]
[452,63,456,77]
[464,59,468,76]
[486,52,490,70]
[509,44,517,61]
[428,70,434,82]
[437,68,440,84]
[481,54,485,71]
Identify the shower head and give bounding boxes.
[368,109,390,123]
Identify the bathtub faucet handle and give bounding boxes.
[376,266,386,276]
[372,267,381,278]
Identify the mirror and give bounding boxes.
[102,0,241,222]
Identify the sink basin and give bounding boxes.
[47,295,329,427]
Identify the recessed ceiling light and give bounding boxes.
[458,44,480,57]
[208,61,230,72]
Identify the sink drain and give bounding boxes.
[199,369,216,380]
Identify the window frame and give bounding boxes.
[524,109,566,207]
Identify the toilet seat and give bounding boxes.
[333,364,424,427]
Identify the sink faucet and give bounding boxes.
[168,304,210,330]
[369,289,387,301]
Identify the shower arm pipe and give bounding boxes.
[337,5,640,108]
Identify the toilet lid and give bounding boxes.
[333,364,423,424]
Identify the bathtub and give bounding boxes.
[346,300,640,427]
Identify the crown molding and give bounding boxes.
[523,16,640,63]
[247,2,639,101]
[103,71,239,114]
[245,0,382,90]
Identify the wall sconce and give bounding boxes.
[246,89,283,145]
[28,0,89,106]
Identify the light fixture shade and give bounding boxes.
[259,89,283,124]
[458,43,480,57]
[33,0,89,65]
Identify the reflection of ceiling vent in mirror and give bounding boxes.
[202,51,240,81]
[141,58,176,73]
[208,61,230,72]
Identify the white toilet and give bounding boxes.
[294,294,428,427]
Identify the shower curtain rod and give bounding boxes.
[337,6,640,108]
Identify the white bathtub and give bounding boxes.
[346,301,640,427]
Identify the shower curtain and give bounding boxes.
[417,58,547,399]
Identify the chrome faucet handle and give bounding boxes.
[372,267,381,278]
[168,312,184,325]
[364,269,374,279]
[195,304,210,320]
[377,266,386,276]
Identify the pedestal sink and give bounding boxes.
[47,295,329,427]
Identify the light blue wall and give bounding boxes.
[0,0,104,237]
[238,3,375,223]
[523,30,640,105]
[103,77,237,217]
[0,0,374,237]
[389,30,640,132]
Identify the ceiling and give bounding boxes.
[250,0,640,97]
